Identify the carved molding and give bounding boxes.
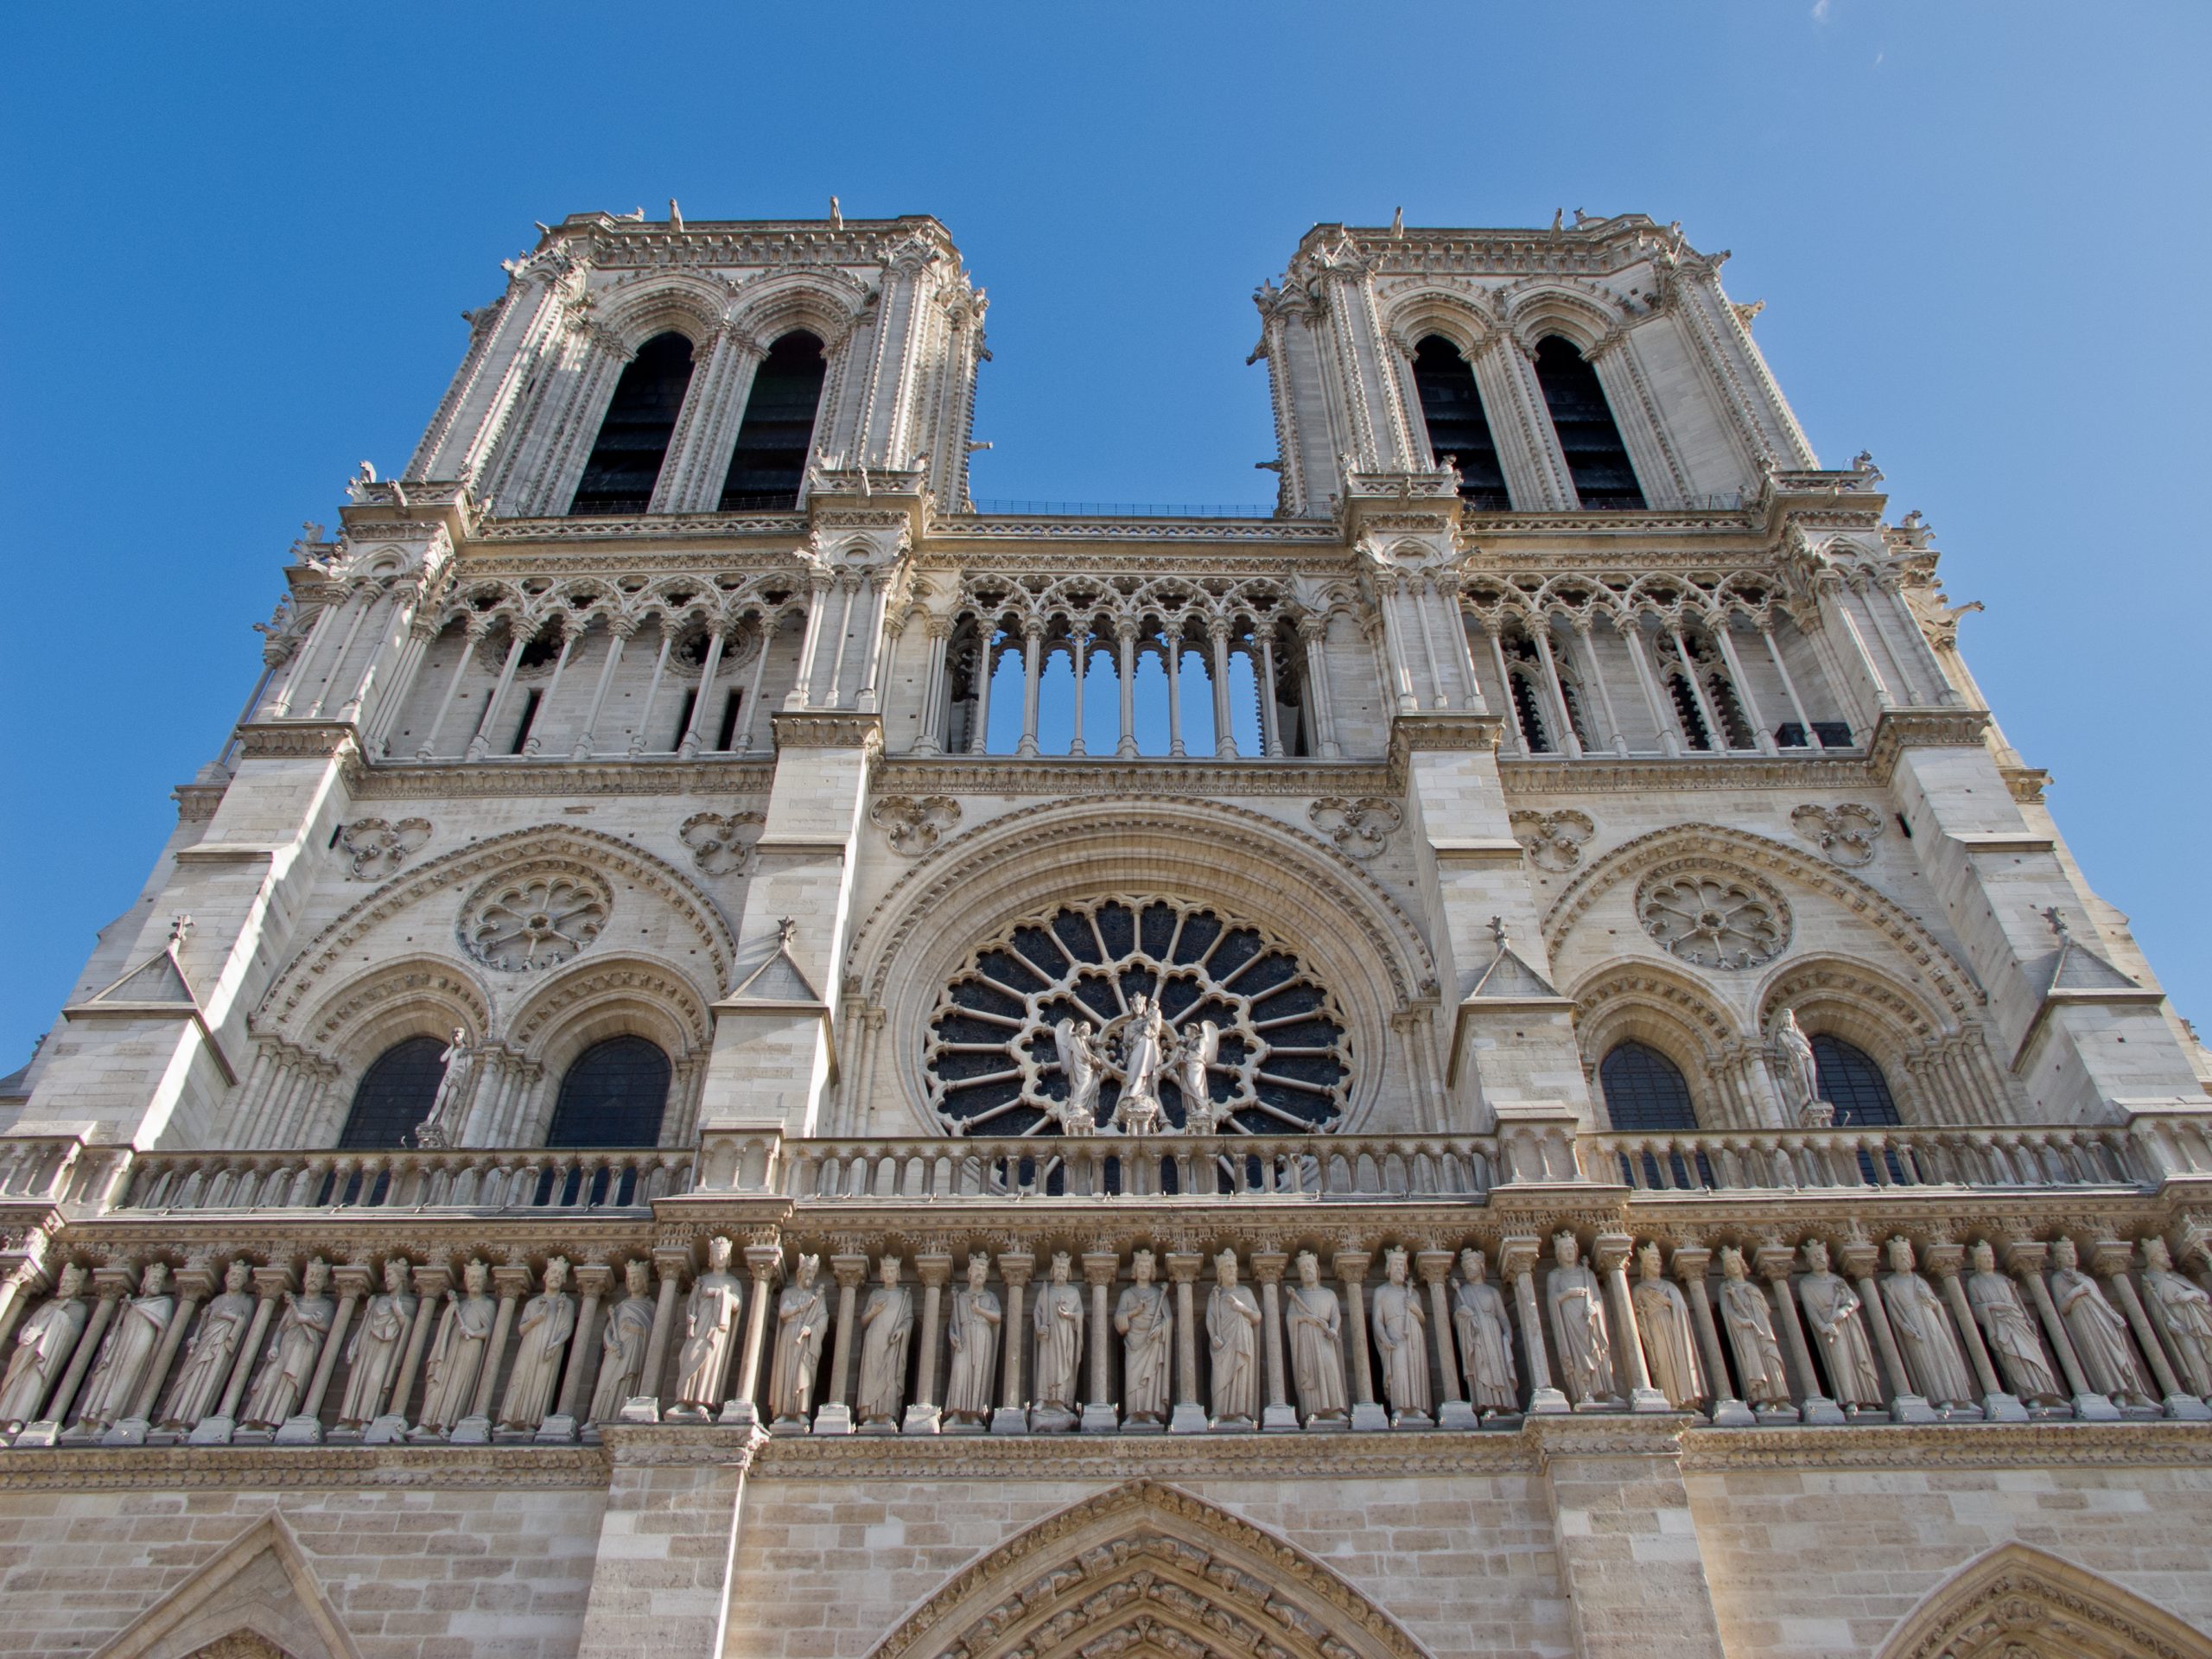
[1510,809,1594,872]
[1306,798,1402,860]
[871,796,963,856]
[680,811,765,877]
[1790,802,1884,868]
[337,817,431,880]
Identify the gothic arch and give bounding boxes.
[1541,823,1982,1022]
[1499,282,1627,356]
[592,270,730,351]
[1380,289,1504,362]
[1876,1542,2212,1659]
[88,1513,360,1659]
[291,954,493,1065]
[849,797,1439,1135]
[726,267,873,354]
[1756,952,1954,1081]
[868,1481,1431,1659]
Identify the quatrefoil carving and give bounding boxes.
[1510,809,1595,873]
[680,811,765,877]
[338,817,431,880]
[1790,803,1884,868]
[1306,798,1402,860]
[871,796,963,856]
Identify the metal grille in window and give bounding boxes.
[546,1036,671,1148]
[1599,1040,1700,1131]
[925,897,1349,1136]
[339,1035,448,1150]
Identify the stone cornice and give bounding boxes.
[1676,1421,2212,1473]
[235,721,360,762]
[1863,706,1993,781]
[0,1443,609,1491]
[771,710,883,750]
[747,1427,1541,1480]
[1499,752,1878,793]
[355,757,774,799]
[877,756,1392,798]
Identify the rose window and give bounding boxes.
[459,868,611,971]
[1636,873,1789,969]
[925,897,1349,1136]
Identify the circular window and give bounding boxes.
[925,897,1348,1136]
[1634,869,1789,969]
[458,863,611,972]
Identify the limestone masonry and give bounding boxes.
[1,208,2209,1659]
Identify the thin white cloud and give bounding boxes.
[1811,0,1834,18]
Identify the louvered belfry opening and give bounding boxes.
[1532,334,1645,510]
[569,331,696,516]
[1409,336,1510,509]
[720,330,828,511]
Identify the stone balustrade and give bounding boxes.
[115,1145,692,1215]
[1595,1122,2158,1195]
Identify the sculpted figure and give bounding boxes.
[1881,1237,1976,1407]
[1797,1240,1883,1408]
[1115,996,1168,1134]
[1370,1247,1431,1422]
[1115,1249,1173,1426]
[161,1261,256,1431]
[2048,1237,2153,1406]
[413,1027,477,1148]
[0,1264,89,1429]
[1031,1252,1084,1425]
[414,1259,493,1432]
[943,1255,1001,1426]
[1451,1249,1517,1414]
[74,1262,175,1430]
[1770,1008,1821,1114]
[242,1260,335,1430]
[1206,1251,1261,1424]
[1546,1233,1619,1406]
[499,1258,575,1431]
[1630,1243,1704,1409]
[1716,1248,1790,1408]
[1176,1020,1223,1133]
[589,1260,658,1421]
[337,1259,416,1429]
[671,1236,743,1419]
[855,1255,913,1428]
[768,1255,830,1426]
[2140,1238,2212,1397]
[1286,1251,1348,1425]
[1052,1020,1103,1135]
[1965,1242,2062,1404]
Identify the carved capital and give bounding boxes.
[995,1251,1036,1288]
[1165,1252,1205,1287]
[1669,1245,1713,1285]
[1080,1251,1120,1287]
[914,1252,955,1289]
[1414,1249,1455,1288]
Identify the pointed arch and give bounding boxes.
[868,1481,1430,1659]
[89,1513,360,1659]
[1876,1542,2212,1659]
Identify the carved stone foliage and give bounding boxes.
[1510,808,1594,872]
[1635,870,1789,969]
[1878,1542,2212,1659]
[337,817,431,880]
[1306,798,1402,860]
[925,896,1348,1137]
[1791,802,1884,868]
[458,866,610,972]
[679,811,764,877]
[872,795,963,856]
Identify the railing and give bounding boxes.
[116,1146,692,1215]
[785,1133,1498,1203]
[966,499,1280,519]
[1595,1122,2175,1196]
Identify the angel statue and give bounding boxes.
[1174,1020,1223,1134]
[1113,996,1169,1135]
[1049,1020,1103,1135]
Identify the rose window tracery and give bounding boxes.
[458,867,611,971]
[1635,872,1789,969]
[925,897,1349,1136]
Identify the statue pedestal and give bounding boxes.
[855,1415,898,1436]
[1027,1405,1077,1433]
[1629,1387,1672,1414]
[900,1403,941,1435]
[1527,1387,1571,1415]
[1980,1392,2028,1423]
[362,1414,408,1445]
[1168,1402,1210,1434]
[448,1414,492,1445]
[1079,1404,1119,1434]
[2164,1394,2212,1421]
[1389,1408,1435,1429]
[618,1395,660,1424]
[535,1414,579,1443]
[1888,1393,1939,1424]
[767,1414,809,1437]
[1207,1414,1255,1433]
[988,1406,1028,1434]
[1752,1402,1801,1424]
[1800,1395,1847,1426]
[100,1417,150,1446]
[810,1403,854,1435]
[1262,1403,1302,1432]
[1435,1401,1479,1431]
[11,1421,61,1448]
[718,1400,760,1429]
[1349,1402,1389,1432]
[1710,1399,1758,1427]
[274,1414,324,1445]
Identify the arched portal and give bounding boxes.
[869,1481,1431,1659]
[1877,1542,2212,1659]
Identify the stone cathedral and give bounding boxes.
[3,208,2211,1659]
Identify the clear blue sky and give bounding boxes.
[3,2,2207,1070]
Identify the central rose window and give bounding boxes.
[925,897,1349,1136]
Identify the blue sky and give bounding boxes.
[3,2,2208,1067]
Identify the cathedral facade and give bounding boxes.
[2,209,2209,1659]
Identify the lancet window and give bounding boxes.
[1597,1039,1699,1131]
[1532,335,1645,511]
[569,332,696,516]
[719,330,827,511]
[1812,1034,1902,1127]
[337,1036,448,1150]
[1408,335,1510,509]
[545,1036,672,1148]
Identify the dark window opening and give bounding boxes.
[517,632,561,671]
[1706,671,1755,749]
[509,689,543,755]
[570,332,696,517]
[715,690,744,751]
[672,688,698,750]
[1510,671,1552,753]
[1599,1040,1700,1132]
[1812,1034,1902,1127]
[1410,336,1510,510]
[1533,335,1645,510]
[546,1036,671,1148]
[720,331,827,511]
[339,1036,448,1150]
[1557,675,1592,749]
[1667,674,1715,750]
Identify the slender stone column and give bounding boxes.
[2095,1239,2211,1420]
[1116,625,1139,757]
[543,1262,612,1440]
[1712,622,1778,753]
[1673,1247,1750,1426]
[1166,1251,1207,1433]
[1166,631,1186,756]
[854,578,893,712]
[969,627,995,753]
[1623,620,1682,756]
[125,1257,216,1428]
[1838,1239,1931,1422]
[820,580,858,707]
[677,628,728,758]
[452,1264,528,1442]
[1068,625,1089,755]
[735,617,777,753]
[1079,1251,1119,1433]
[1298,615,1341,758]
[1500,1237,1569,1413]
[35,1271,128,1439]
[369,1262,448,1441]
[0,1262,52,1376]
[1332,1249,1387,1431]
[814,1254,867,1434]
[464,627,531,760]
[1925,1243,2018,1421]
[1417,1249,1475,1428]
[277,1263,370,1444]
[1209,622,1237,756]
[991,1252,1034,1434]
[1668,626,1728,748]
[1596,1236,1669,1411]
[1483,622,1525,753]
[571,619,632,760]
[305,586,377,718]
[1015,622,1044,757]
[626,626,675,756]
[415,617,491,759]
[1573,620,1628,754]
[912,619,951,755]
[1757,1244,1834,1423]
[520,620,575,756]
[1255,630,1284,755]
[2000,1239,2111,1420]
[1249,1249,1296,1431]
[193,1267,292,1445]
[725,1248,780,1424]
[904,1253,952,1434]
[622,1249,688,1422]
[1529,624,1583,758]
[1759,621,1821,746]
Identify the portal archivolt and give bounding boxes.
[869,1481,1429,1659]
[1878,1542,2212,1659]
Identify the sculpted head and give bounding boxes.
[1970,1241,1997,1275]
[2144,1237,2175,1272]
[879,1255,902,1287]
[966,1253,990,1288]
[139,1262,169,1296]
[226,1260,253,1294]
[1383,1247,1408,1284]
[304,1258,334,1295]
[1296,1249,1321,1287]
[460,1258,488,1295]
[1802,1238,1832,1274]
[626,1258,652,1298]
[1132,1249,1156,1284]
[1216,1250,1239,1287]
[1552,1232,1580,1268]
[796,1254,821,1287]
[384,1258,410,1294]
[54,1263,86,1299]
[1459,1248,1486,1284]
[543,1256,569,1293]
[1050,1251,1072,1284]
[1719,1245,1750,1281]
[2050,1236,2080,1271]
[1637,1243,1663,1281]
[1885,1236,1916,1274]
[706,1235,734,1273]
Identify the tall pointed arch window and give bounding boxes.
[569,331,696,516]
[720,330,827,511]
[338,1035,448,1149]
[1409,337,1510,509]
[1811,1034,1901,1126]
[1598,1039,1699,1131]
[545,1036,672,1147]
[1532,335,1645,510]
